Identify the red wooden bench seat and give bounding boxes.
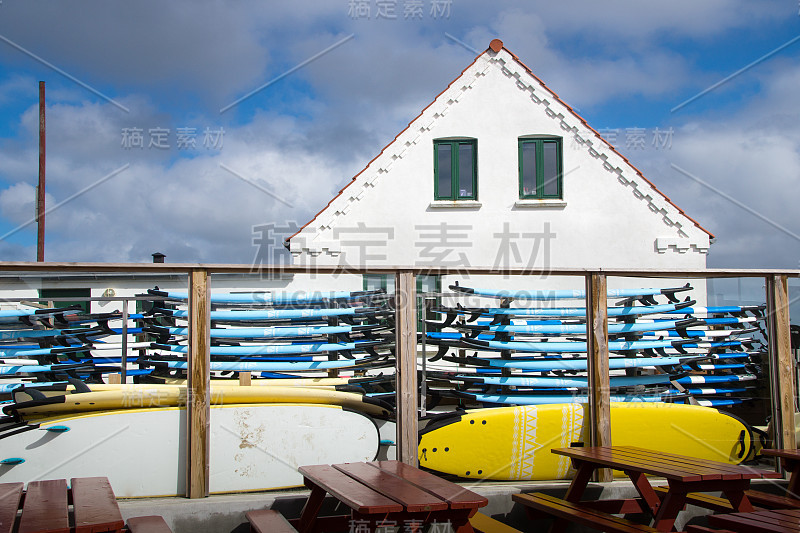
[685,526,738,533]
[513,492,661,533]
[1,477,126,533]
[126,515,173,533]
[653,484,800,512]
[71,477,124,533]
[0,483,23,533]
[709,507,800,533]
[246,510,296,533]
[18,479,69,533]
[469,511,523,533]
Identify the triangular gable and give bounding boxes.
[287,39,712,256]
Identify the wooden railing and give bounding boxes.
[0,262,797,498]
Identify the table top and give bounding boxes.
[761,448,800,462]
[552,446,782,483]
[709,507,800,533]
[0,477,123,533]
[298,460,488,515]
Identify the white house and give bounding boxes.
[286,39,712,297]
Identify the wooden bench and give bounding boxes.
[685,526,738,533]
[469,511,523,533]
[708,507,800,533]
[745,489,800,509]
[0,483,23,533]
[71,477,125,533]
[246,509,297,533]
[18,479,69,533]
[653,485,800,512]
[513,492,661,533]
[126,516,173,533]
[1,477,124,533]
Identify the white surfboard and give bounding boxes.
[0,403,380,497]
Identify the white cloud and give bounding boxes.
[627,59,800,269]
[0,1,796,269]
[0,96,364,263]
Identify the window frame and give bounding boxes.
[39,287,91,313]
[433,138,478,201]
[518,136,563,200]
[363,274,441,328]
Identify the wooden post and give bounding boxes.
[766,275,796,451]
[395,270,419,466]
[37,81,45,262]
[186,269,210,498]
[586,273,612,481]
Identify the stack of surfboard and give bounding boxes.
[0,289,401,496]
[136,288,396,380]
[0,304,150,392]
[420,283,766,410]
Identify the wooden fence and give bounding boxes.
[0,262,797,497]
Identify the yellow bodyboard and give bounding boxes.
[418,403,755,481]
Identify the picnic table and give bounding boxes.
[761,448,800,498]
[0,477,124,533]
[708,507,800,532]
[295,460,488,533]
[513,445,782,533]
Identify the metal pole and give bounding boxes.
[37,81,46,262]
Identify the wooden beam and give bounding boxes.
[0,261,797,278]
[36,81,45,262]
[186,269,210,498]
[766,275,796,451]
[586,273,612,482]
[395,270,419,466]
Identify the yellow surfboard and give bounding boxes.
[6,385,391,418]
[418,403,757,481]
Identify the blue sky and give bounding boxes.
[0,0,798,281]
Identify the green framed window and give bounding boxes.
[519,136,562,199]
[434,139,477,200]
[363,274,441,328]
[39,288,90,313]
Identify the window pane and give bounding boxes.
[458,143,474,198]
[363,275,385,291]
[542,141,559,196]
[384,277,396,293]
[521,142,537,196]
[418,275,438,294]
[436,144,452,198]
